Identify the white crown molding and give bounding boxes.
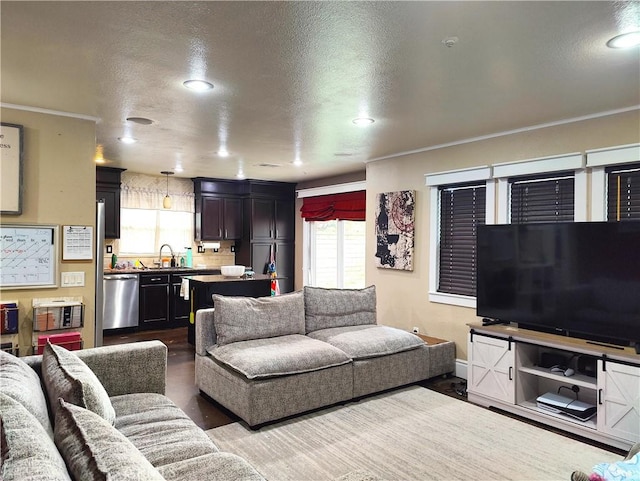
[0,102,100,122]
[296,180,366,198]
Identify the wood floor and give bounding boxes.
[102,326,467,431]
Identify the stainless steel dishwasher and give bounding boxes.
[103,274,139,329]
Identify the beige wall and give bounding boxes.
[364,110,640,362]
[0,107,97,354]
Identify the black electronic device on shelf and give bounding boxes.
[476,221,640,349]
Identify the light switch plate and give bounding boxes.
[61,272,85,287]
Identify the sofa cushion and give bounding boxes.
[307,325,424,360]
[54,399,165,481]
[213,291,305,346]
[42,342,116,425]
[157,452,265,481]
[112,393,218,468]
[0,393,71,481]
[208,334,352,379]
[0,349,54,438]
[304,285,377,333]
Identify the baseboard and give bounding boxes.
[455,359,467,380]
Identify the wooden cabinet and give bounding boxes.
[467,333,515,404]
[139,274,170,328]
[194,179,244,241]
[170,274,191,326]
[467,324,640,451]
[96,167,125,239]
[236,181,296,294]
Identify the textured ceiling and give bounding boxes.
[1,1,639,182]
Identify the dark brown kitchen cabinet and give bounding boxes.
[96,167,125,239]
[139,274,170,328]
[193,178,244,241]
[198,196,242,240]
[171,274,191,326]
[236,181,296,294]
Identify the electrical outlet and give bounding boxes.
[230,245,236,252]
[213,248,219,253]
[197,245,205,253]
[412,327,419,334]
[106,245,112,253]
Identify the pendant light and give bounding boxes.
[161,171,174,209]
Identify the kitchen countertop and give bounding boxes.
[188,274,276,283]
[103,267,221,275]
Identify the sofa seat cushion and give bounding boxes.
[158,453,265,481]
[307,325,424,360]
[0,393,71,481]
[0,349,54,438]
[42,342,116,425]
[207,334,352,380]
[54,399,165,481]
[213,291,305,346]
[304,285,377,333]
[111,393,218,468]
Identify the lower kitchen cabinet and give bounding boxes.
[139,274,170,328]
[171,274,191,326]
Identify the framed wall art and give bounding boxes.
[0,123,24,215]
[375,190,415,270]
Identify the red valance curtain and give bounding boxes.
[300,191,366,221]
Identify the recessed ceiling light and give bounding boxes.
[118,136,137,144]
[352,117,375,126]
[607,31,640,49]
[293,159,303,166]
[217,149,230,157]
[126,116,154,125]
[183,79,214,91]
[236,171,246,180]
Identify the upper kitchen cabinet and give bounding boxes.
[194,178,244,241]
[243,181,296,241]
[96,167,125,239]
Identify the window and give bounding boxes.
[607,163,640,221]
[438,184,486,297]
[307,220,366,288]
[510,173,575,223]
[120,208,193,256]
[299,183,367,289]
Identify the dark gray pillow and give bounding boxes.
[213,291,305,346]
[0,393,71,481]
[0,349,54,437]
[42,342,116,425]
[304,285,377,333]
[54,399,165,481]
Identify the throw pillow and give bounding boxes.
[0,349,54,438]
[213,290,305,346]
[304,285,377,333]
[42,342,116,425]
[54,399,166,481]
[0,393,71,481]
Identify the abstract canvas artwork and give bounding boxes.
[375,190,415,270]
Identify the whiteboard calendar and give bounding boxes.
[0,225,58,289]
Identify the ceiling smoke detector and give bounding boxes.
[442,36,459,48]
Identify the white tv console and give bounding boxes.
[467,323,640,451]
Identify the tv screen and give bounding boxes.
[476,221,640,346]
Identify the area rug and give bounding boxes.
[206,385,618,481]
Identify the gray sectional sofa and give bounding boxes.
[195,285,455,427]
[0,340,264,481]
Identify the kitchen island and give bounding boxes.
[186,274,277,344]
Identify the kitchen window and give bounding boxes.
[118,173,195,256]
[119,208,193,256]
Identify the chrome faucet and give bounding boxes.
[159,244,174,265]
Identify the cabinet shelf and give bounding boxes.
[518,365,596,389]
[518,399,597,430]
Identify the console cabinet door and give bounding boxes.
[597,360,640,442]
[467,333,515,404]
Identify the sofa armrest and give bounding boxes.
[24,340,167,397]
[195,308,216,356]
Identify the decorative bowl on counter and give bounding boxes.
[221,265,245,277]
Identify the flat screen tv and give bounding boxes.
[476,221,640,348]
